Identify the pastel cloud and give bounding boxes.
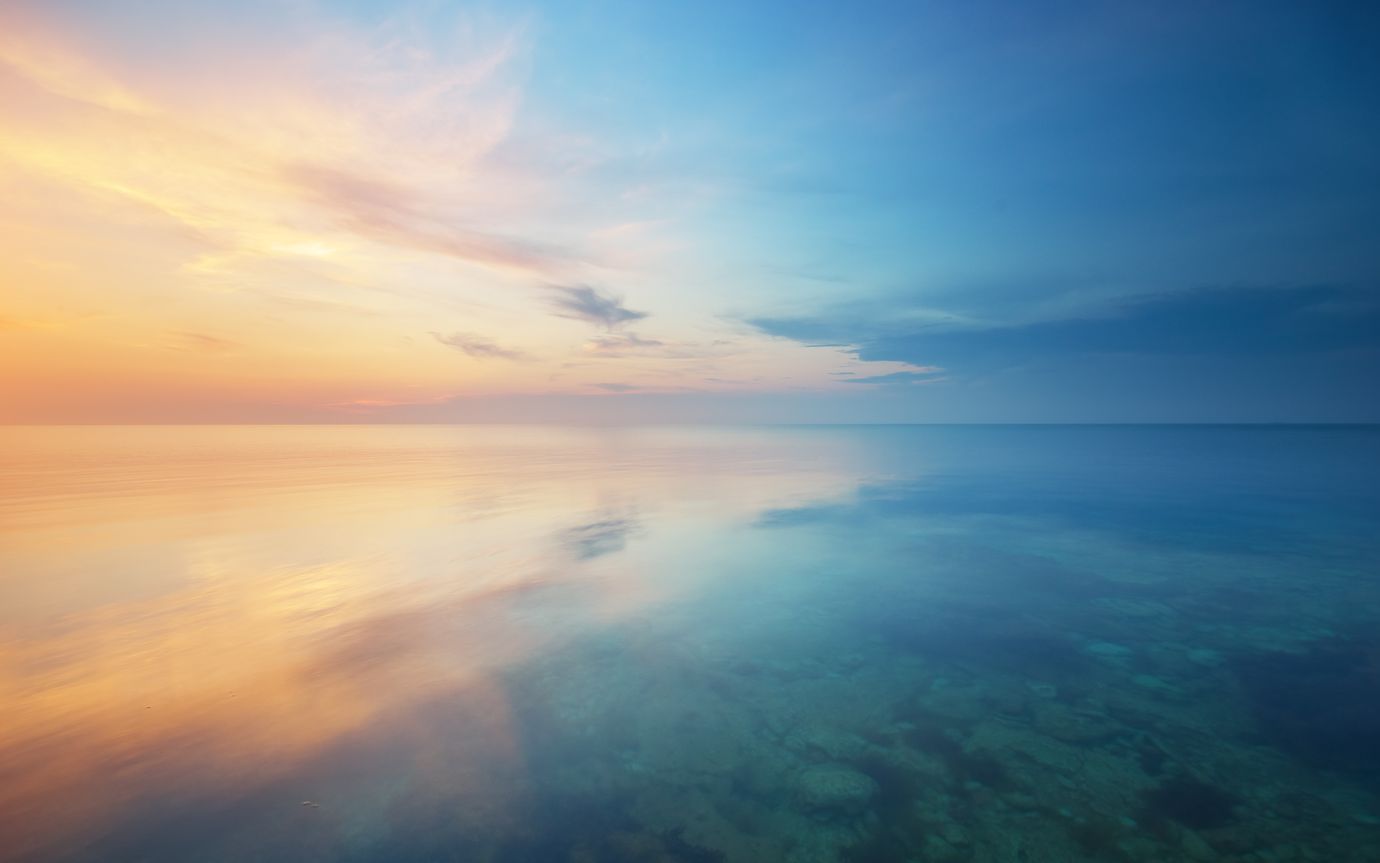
[4,2,1375,422]
[546,285,648,330]
[283,161,574,277]
[0,2,1052,421]
[3,4,554,269]
[431,332,526,361]
[583,332,664,356]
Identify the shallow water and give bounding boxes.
[2,424,1378,862]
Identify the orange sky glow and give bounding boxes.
[0,2,928,423]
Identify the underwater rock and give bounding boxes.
[1140,775,1239,830]
[783,724,870,761]
[1185,648,1224,667]
[1027,681,1059,700]
[1179,828,1218,861]
[1032,705,1121,745]
[1000,790,1039,810]
[794,765,878,818]
[838,653,867,672]
[1092,597,1174,619]
[1131,671,1175,690]
[576,827,728,863]
[940,822,970,847]
[983,688,1029,719]
[921,834,958,859]
[1232,638,1380,781]
[1085,641,1133,660]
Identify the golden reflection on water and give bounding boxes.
[0,425,857,860]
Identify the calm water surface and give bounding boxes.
[2,425,1378,862]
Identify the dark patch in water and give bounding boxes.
[852,753,923,821]
[874,607,1089,681]
[1139,775,1239,831]
[488,792,636,862]
[1066,814,1134,861]
[489,796,725,863]
[959,752,1010,790]
[841,830,928,863]
[562,517,638,561]
[898,716,1010,791]
[652,827,729,863]
[1233,638,1380,783]
[838,720,981,861]
[1136,740,1169,776]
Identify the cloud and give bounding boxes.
[546,285,647,330]
[0,2,574,294]
[751,285,1380,371]
[285,162,572,276]
[592,382,638,392]
[430,331,526,360]
[580,331,733,361]
[583,332,664,356]
[840,370,944,386]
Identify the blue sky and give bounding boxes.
[351,0,1380,421]
[532,0,1380,421]
[3,0,1377,421]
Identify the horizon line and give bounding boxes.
[4,422,1377,429]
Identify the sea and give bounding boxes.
[1,424,1377,862]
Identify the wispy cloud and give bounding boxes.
[546,285,647,330]
[285,162,572,276]
[430,331,526,360]
[583,332,664,356]
[0,2,561,289]
[580,332,735,361]
[839,370,944,386]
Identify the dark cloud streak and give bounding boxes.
[546,285,647,330]
[752,285,1380,370]
[431,331,526,360]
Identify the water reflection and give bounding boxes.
[2,425,1379,861]
[0,426,860,861]
[562,514,642,561]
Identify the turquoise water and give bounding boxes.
[2,425,1378,861]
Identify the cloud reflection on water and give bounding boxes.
[0,425,858,860]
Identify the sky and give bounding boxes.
[1,0,1377,423]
